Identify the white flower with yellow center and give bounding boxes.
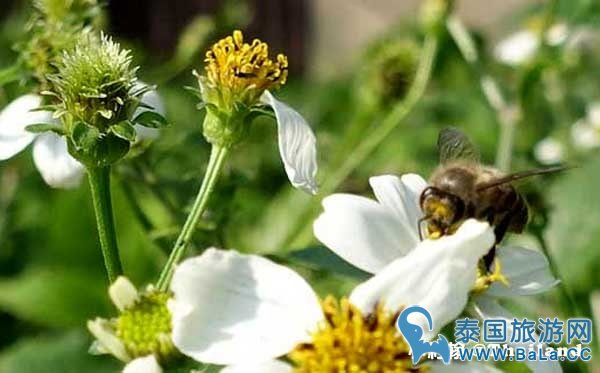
[0,85,164,188]
[314,174,561,373]
[168,240,502,372]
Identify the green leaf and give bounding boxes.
[0,331,118,373]
[110,121,136,142]
[0,268,111,328]
[25,123,66,135]
[133,111,169,128]
[71,122,100,150]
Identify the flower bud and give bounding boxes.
[420,0,453,35]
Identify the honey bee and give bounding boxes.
[419,128,568,268]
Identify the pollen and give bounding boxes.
[289,296,429,373]
[204,30,288,103]
[115,291,176,363]
[472,258,510,294]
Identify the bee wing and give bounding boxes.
[437,127,480,164]
[476,165,572,190]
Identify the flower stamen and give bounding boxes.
[473,258,510,294]
[289,296,428,372]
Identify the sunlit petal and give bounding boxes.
[314,193,415,274]
[122,355,162,373]
[169,248,323,365]
[350,219,495,338]
[221,360,293,373]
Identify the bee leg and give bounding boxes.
[484,213,513,271]
[483,246,496,271]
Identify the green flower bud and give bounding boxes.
[355,38,420,112]
[48,33,145,167]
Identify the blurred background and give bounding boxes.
[0,0,599,372]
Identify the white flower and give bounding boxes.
[494,30,539,66]
[0,85,164,188]
[534,137,565,165]
[571,102,600,150]
[260,91,318,194]
[314,174,561,371]
[170,246,496,372]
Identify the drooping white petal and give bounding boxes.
[350,219,495,338]
[87,318,131,362]
[431,361,501,373]
[313,193,414,274]
[369,173,427,240]
[494,30,539,66]
[471,296,562,373]
[109,276,139,311]
[571,119,600,150]
[123,355,162,373]
[134,83,166,141]
[169,248,324,365]
[487,246,559,297]
[221,360,293,373]
[32,133,84,188]
[260,90,318,194]
[0,94,50,160]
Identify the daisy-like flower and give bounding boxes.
[494,23,569,67]
[168,236,501,372]
[87,277,176,372]
[571,102,600,151]
[197,30,317,194]
[313,174,561,372]
[0,85,164,188]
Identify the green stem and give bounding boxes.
[281,35,439,249]
[156,145,229,290]
[87,166,123,283]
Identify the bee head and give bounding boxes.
[419,186,465,239]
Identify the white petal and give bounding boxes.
[494,30,539,66]
[487,246,559,297]
[260,90,318,194]
[123,355,162,373]
[432,361,501,373]
[350,219,495,338]
[369,173,427,241]
[109,276,139,311]
[0,94,50,160]
[133,82,166,141]
[87,318,130,362]
[533,138,564,165]
[221,360,293,373]
[32,133,84,188]
[471,297,562,373]
[169,248,324,365]
[313,193,412,274]
[571,119,600,150]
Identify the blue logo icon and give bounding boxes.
[397,305,451,365]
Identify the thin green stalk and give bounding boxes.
[446,15,516,172]
[88,166,123,283]
[157,145,229,290]
[281,35,439,249]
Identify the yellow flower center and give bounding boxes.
[115,291,176,362]
[289,297,429,373]
[204,30,288,104]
